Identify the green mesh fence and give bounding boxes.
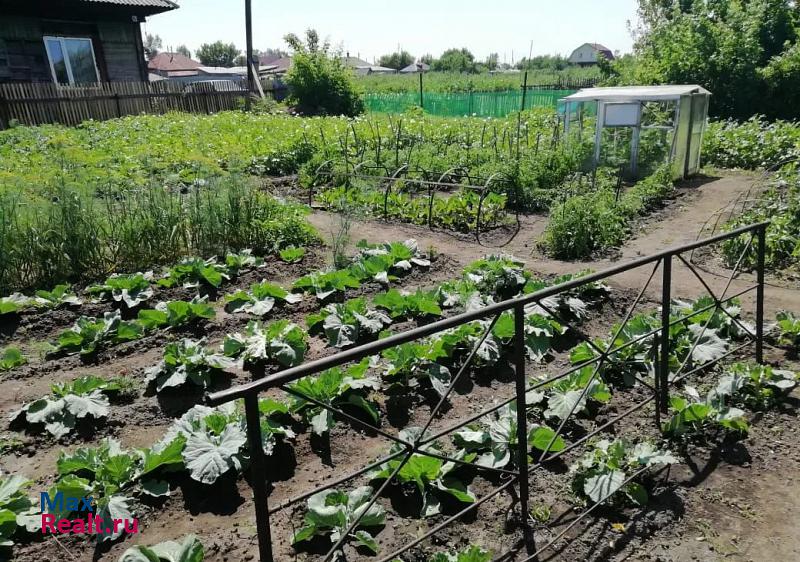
[364,89,577,117]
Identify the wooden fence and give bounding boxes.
[0,81,249,129]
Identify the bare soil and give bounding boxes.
[3,171,800,562]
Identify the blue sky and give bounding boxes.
[144,0,639,63]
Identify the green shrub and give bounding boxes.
[540,191,627,260]
[283,29,364,116]
[703,117,800,170]
[540,165,673,260]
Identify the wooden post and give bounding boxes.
[0,91,9,130]
[245,0,254,111]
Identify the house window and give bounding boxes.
[43,36,99,85]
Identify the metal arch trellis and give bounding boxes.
[206,221,768,562]
[307,163,522,247]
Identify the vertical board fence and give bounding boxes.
[0,81,248,129]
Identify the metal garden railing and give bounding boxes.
[206,220,768,562]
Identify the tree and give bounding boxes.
[283,29,364,116]
[420,53,436,66]
[260,48,289,62]
[485,53,499,71]
[143,34,162,60]
[378,50,414,70]
[432,48,477,73]
[516,54,569,71]
[606,0,800,120]
[175,45,191,59]
[196,41,240,67]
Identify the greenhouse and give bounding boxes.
[562,85,711,179]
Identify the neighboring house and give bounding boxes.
[259,55,292,76]
[568,43,614,66]
[343,54,395,75]
[399,61,430,73]
[147,51,201,79]
[0,0,178,84]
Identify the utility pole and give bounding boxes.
[245,0,254,111]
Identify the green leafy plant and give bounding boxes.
[453,402,565,469]
[352,239,431,283]
[158,257,230,290]
[224,281,302,316]
[373,288,442,320]
[0,294,30,315]
[291,486,385,556]
[371,427,476,518]
[137,298,216,330]
[293,269,361,301]
[286,359,380,434]
[87,273,154,308]
[223,249,263,275]
[12,375,130,438]
[50,438,154,541]
[307,297,392,348]
[55,311,143,356]
[462,254,529,298]
[0,286,82,315]
[32,284,83,308]
[0,474,37,547]
[529,366,612,421]
[490,310,566,363]
[713,362,798,410]
[223,319,308,369]
[119,534,204,562]
[152,401,293,484]
[776,310,800,349]
[570,439,677,506]
[382,340,452,397]
[426,546,493,562]
[0,347,26,372]
[662,382,749,437]
[279,246,306,263]
[145,338,237,393]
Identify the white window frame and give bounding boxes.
[43,35,100,86]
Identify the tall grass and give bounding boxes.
[0,176,318,294]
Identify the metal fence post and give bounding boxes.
[513,303,534,553]
[419,72,424,110]
[756,225,766,363]
[244,394,274,562]
[658,257,672,416]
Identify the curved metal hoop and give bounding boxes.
[383,164,409,221]
[475,171,522,247]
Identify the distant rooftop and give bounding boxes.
[148,52,201,72]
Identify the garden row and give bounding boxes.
[4,240,798,561]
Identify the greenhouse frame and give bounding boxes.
[562,85,711,180]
